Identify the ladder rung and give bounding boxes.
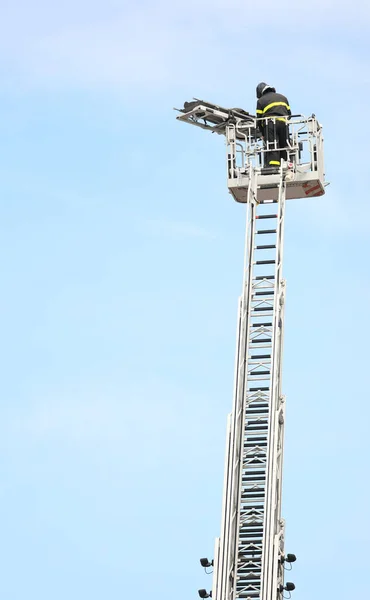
[242,482,267,488]
[251,355,271,359]
[246,400,269,404]
[240,528,263,537]
[247,396,269,402]
[237,569,263,573]
[251,322,272,327]
[242,453,266,460]
[255,291,274,296]
[246,427,268,433]
[255,275,275,280]
[248,371,270,383]
[244,436,267,443]
[249,370,270,376]
[255,245,276,249]
[256,229,276,234]
[248,387,269,391]
[252,307,273,312]
[255,260,275,265]
[255,214,277,219]
[249,360,271,366]
[251,340,271,344]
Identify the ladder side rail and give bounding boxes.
[265,181,286,600]
[273,205,288,599]
[213,414,232,600]
[260,178,287,600]
[217,299,243,600]
[227,196,256,600]
[272,281,287,600]
[269,181,287,600]
[212,538,221,600]
[216,191,256,600]
[228,288,249,581]
[233,188,279,600]
[230,176,259,600]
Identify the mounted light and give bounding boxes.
[198,589,212,598]
[286,554,296,563]
[200,558,214,568]
[280,553,297,564]
[280,582,295,593]
[285,582,295,592]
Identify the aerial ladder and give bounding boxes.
[175,99,326,600]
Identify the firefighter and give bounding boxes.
[256,83,291,170]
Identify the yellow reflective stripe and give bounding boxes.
[265,117,287,122]
[262,101,290,113]
[256,109,263,114]
[269,161,280,165]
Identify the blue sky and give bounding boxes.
[0,1,369,598]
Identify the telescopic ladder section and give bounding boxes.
[175,98,325,600]
[212,170,287,600]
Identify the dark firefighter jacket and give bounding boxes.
[256,91,291,129]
